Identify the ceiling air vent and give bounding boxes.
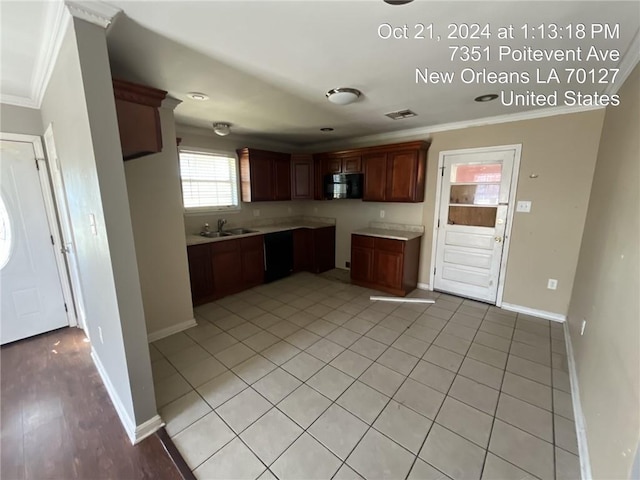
[384,109,417,120]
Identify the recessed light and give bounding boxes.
[187,92,209,101]
[326,88,362,105]
[320,127,334,132]
[383,0,414,4]
[474,94,498,102]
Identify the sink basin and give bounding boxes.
[200,231,232,238]
[226,228,258,235]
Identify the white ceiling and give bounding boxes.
[1,1,639,146]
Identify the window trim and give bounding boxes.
[179,146,242,215]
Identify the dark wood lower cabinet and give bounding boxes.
[188,227,335,305]
[187,243,215,305]
[350,234,421,296]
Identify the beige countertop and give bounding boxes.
[186,221,334,246]
[352,227,423,241]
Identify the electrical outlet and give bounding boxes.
[581,319,587,335]
[345,261,351,268]
[516,201,532,213]
[253,209,260,217]
[98,326,104,344]
[380,210,385,218]
[547,278,558,290]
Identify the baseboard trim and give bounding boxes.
[147,318,197,343]
[417,283,431,290]
[134,414,165,445]
[90,348,136,443]
[500,302,566,323]
[563,322,592,480]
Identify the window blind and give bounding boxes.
[179,150,239,210]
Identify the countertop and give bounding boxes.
[353,222,424,241]
[186,221,334,246]
[352,227,423,241]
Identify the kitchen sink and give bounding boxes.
[200,231,232,238]
[226,228,259,235]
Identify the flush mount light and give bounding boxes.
[212,123,231,136]
[383,0,414,4]
[326,88,362,105]
[187,92,209,101]
[320,127,334,132]
[474,94,499,102]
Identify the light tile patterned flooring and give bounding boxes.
[151,272,581,480]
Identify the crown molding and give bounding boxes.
[0,94,40,109]
[303,104,604,152]
[161,96,182,111]
[604,26,640,96]
[32,2,71,108]
[65,1,122,30]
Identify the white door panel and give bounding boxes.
[434,148,516,303]
[0,140,68,344]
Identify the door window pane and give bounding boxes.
[450,184,500,205]
[448,206,497,227]
[451,163,502,183]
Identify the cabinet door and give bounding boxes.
[187,244,214,305]
[363,153,388,201]
[373,250,403,289]
[273,155,291,200]
[312,226,335,273]
[386,150,419,202]
[211,241,243,296]
[350,246,374,282]
[293,228,312,272]
[323,158,342,174]
[249,155,273,201]
[291,155,313,200]
[341,155,362,173]
[241,236,265,288]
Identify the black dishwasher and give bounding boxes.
[264,231,293,283]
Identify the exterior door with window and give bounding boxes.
[0,140,68,344]
[434,148,516,303]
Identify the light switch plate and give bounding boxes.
[516,201,532,213]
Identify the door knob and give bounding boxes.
[495,236,503,243]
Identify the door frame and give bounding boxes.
[43,124,88,332]
[0,132,76,326]
[428,144,522,306]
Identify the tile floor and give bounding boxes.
[151,272,581,480]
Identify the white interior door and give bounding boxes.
[44,124,87,331]
[434,147,517,303]
[0,139,68,344]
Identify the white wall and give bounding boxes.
[40,17,156,438]
[566,64,639,480]
[124,103,194,339]
[0,104,43,135]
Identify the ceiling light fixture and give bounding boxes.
[187,92,209,101]
[320,127,334,132]
[383,0,414,4]
[474,94,499,102]
[212,123,231,136]
[326,88,362,106]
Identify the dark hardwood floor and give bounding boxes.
[1,327,183,480]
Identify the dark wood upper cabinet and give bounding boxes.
[363,153,388,202]
[237,148,291,202]
[291,154,314,200]
[112,79,167,161]
[363,142,428,203]
[342,155,362,173]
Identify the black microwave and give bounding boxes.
[324,173,363,199]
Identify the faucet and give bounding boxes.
[217,218,227,232]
